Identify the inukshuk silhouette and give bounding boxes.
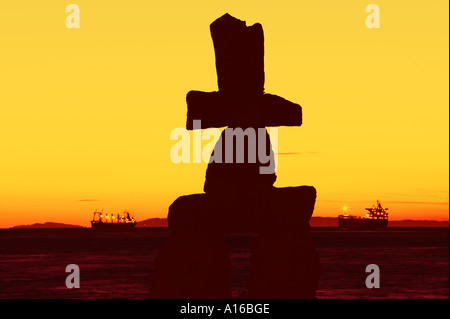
[150,13,321,299]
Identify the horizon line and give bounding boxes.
[4,216,449,229]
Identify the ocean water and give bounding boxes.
[0,227,448,299]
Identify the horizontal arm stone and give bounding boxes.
[186,91,302,129]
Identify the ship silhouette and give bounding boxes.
[91,210,137,231]
[338,200,389,230]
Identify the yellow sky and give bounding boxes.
[0,0,448,227]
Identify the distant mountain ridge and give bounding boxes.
[136,218,168,228]
[308,217,449,228]
[10,217,449,229]
[12,222,84,229]
[388,219,449,227]
[136,217,449,228]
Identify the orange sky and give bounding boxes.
[0,1,448,228]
